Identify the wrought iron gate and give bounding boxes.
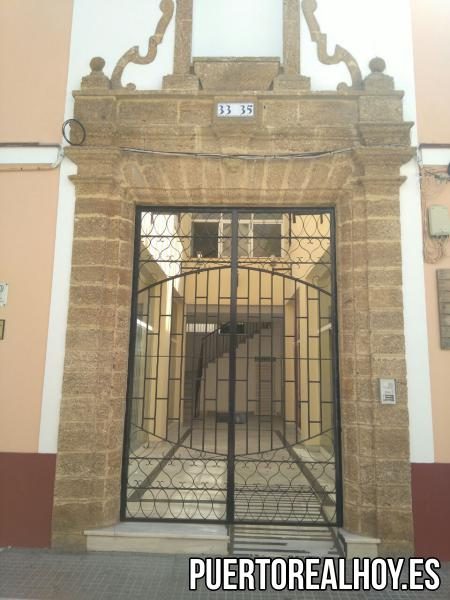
[121,208,342,526]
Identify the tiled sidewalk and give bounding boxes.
[0,549,449,600]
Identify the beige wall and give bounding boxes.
[423,183,450,463]
[411,0,450,143]
[0,0,73,452]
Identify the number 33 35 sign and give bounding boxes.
[217,103,255,118]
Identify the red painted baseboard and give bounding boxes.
[412,463,450,560]
[0,453,56,548]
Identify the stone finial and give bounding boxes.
[364,57,394,91]
[81,56,111,90]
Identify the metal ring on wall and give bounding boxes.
[62,119,86,146]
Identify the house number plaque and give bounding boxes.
[217,103,255,118]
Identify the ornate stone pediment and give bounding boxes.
[80,0,391,94]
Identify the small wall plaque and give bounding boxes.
[437,270,450,350]
[217,102,255,118]
[0,320,5,340]
[0,282,8,307]
[379,379,397,405]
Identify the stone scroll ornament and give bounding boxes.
[302,0,363,90]
[111,0,175,90]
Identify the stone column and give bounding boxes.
[163,0,200,90]
[52,149,135,549]
[273,0,310,90]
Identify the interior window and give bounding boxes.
[192,222,219,257]
[191,214,282,258]
[253,223,282,257]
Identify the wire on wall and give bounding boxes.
[418,154,450,264]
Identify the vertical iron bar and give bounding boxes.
[189,271,199,448]
[120,206,142,520]
[165,278,175,441]
[177,290,187,443]
[330,209,343,526]
[257,269,262,454]
[141,287,151,430]
[270,267,274,449]
[246,268,250,454]
[226,210,238,523]
[318,290,323,435]
[282,276,287,443]
[294,280,300,444]
[306,286,311,440]
[202,269,210,451]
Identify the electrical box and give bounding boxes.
[428,205,450,237]
[0,283,8,307]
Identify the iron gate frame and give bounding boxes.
[120,206,343,527]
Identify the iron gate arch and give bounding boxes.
[121,208,342,526]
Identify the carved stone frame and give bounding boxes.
[52,1,415,557]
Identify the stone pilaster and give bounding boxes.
[52,150,134,550]
[163,0,200,90]
[273,0,311,90]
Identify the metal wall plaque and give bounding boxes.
[216,102,255,118]
[437,269,450,350]
[379,379,397,405]
[0,282,8,307]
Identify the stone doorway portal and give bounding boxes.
[53,0,415,555]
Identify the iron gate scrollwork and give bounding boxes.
[121,208,342,526]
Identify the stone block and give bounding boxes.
[369,310,404,331]
[118,100,178,124]
[374,428,410,460]
[54,478,105,501]
[340,530,380,559]
[366,198,401,219]
[371,333,405,355]
[52,501,104,532]
[71,239,120,267]
[376,484,413,510]
[359,96,403,122]
[193,58,280,91]
[369,287,403,309]
[368,241,402,267]
[367,218,401,240]
[57,452,107,480]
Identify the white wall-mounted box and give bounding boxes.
[0,283,8,307]
[428,205,450,237]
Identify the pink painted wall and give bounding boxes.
[0,0,73,452]
[0,0,74,142]
[423,184,450,463]
[411,1,450,462]
[411,0,450,144]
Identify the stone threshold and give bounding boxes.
[85,522,229,554]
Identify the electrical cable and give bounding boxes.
[120,146,355,160]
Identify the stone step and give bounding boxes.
[84,522,229,554]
